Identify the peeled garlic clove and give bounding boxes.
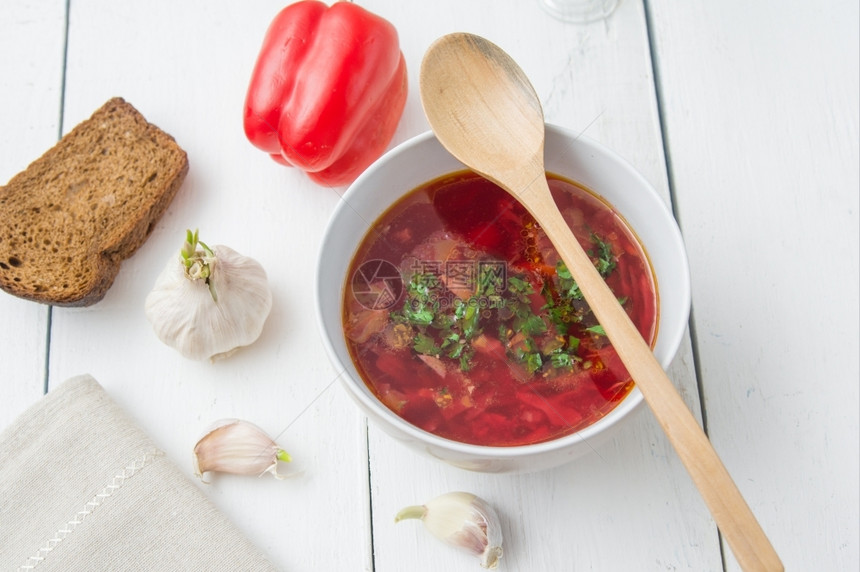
[396,491,503,569]
[145,230,273,361]
[193,418,291,482]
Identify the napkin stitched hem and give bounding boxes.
[0,374,280,572]
[18,449,163,571]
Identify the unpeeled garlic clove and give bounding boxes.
[193,419,290,482]
[395,491,503,569]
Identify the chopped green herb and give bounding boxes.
[556,263,572,280]
[404,307,434,326]
[590,232,617,277]
[394,273,440,327]
[585,324,606,336]
[515,314,547,337]
[556,261,584,300]
[413,333,441,355]
[507,275,533,294]
[520,351,542,374]
[459,302,480,339]
[440,332,460,349]
[550,351,575,369]
[546,307,565,333]
[447,341,466,359]
[459,347,475,372]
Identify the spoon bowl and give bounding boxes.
[419,32,782,572]
[420,33,545,191]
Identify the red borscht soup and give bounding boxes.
[343,171,657,447]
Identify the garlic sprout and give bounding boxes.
[145,229,273,361]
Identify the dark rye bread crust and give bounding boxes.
[0,98,188,306]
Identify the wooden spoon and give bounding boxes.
[419,32,782,572]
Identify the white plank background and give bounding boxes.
[648,1,860,570]
[0,0,856,571]
[0,2,64,429]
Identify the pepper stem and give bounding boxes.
[394,505,427,523]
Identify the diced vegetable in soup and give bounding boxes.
[343,171,657,447]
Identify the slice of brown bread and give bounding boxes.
[0,97,188,306]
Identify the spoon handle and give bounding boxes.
[523,177,783,572]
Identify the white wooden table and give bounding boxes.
[1,1,857,570]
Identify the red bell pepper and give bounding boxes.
[243,1,408,187]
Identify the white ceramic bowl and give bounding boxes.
[316,124,690,473]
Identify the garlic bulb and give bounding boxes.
[145,230,273,361]
[193,418,291,482]
[396,491,503,569]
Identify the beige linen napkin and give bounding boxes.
[0,374,279,571]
